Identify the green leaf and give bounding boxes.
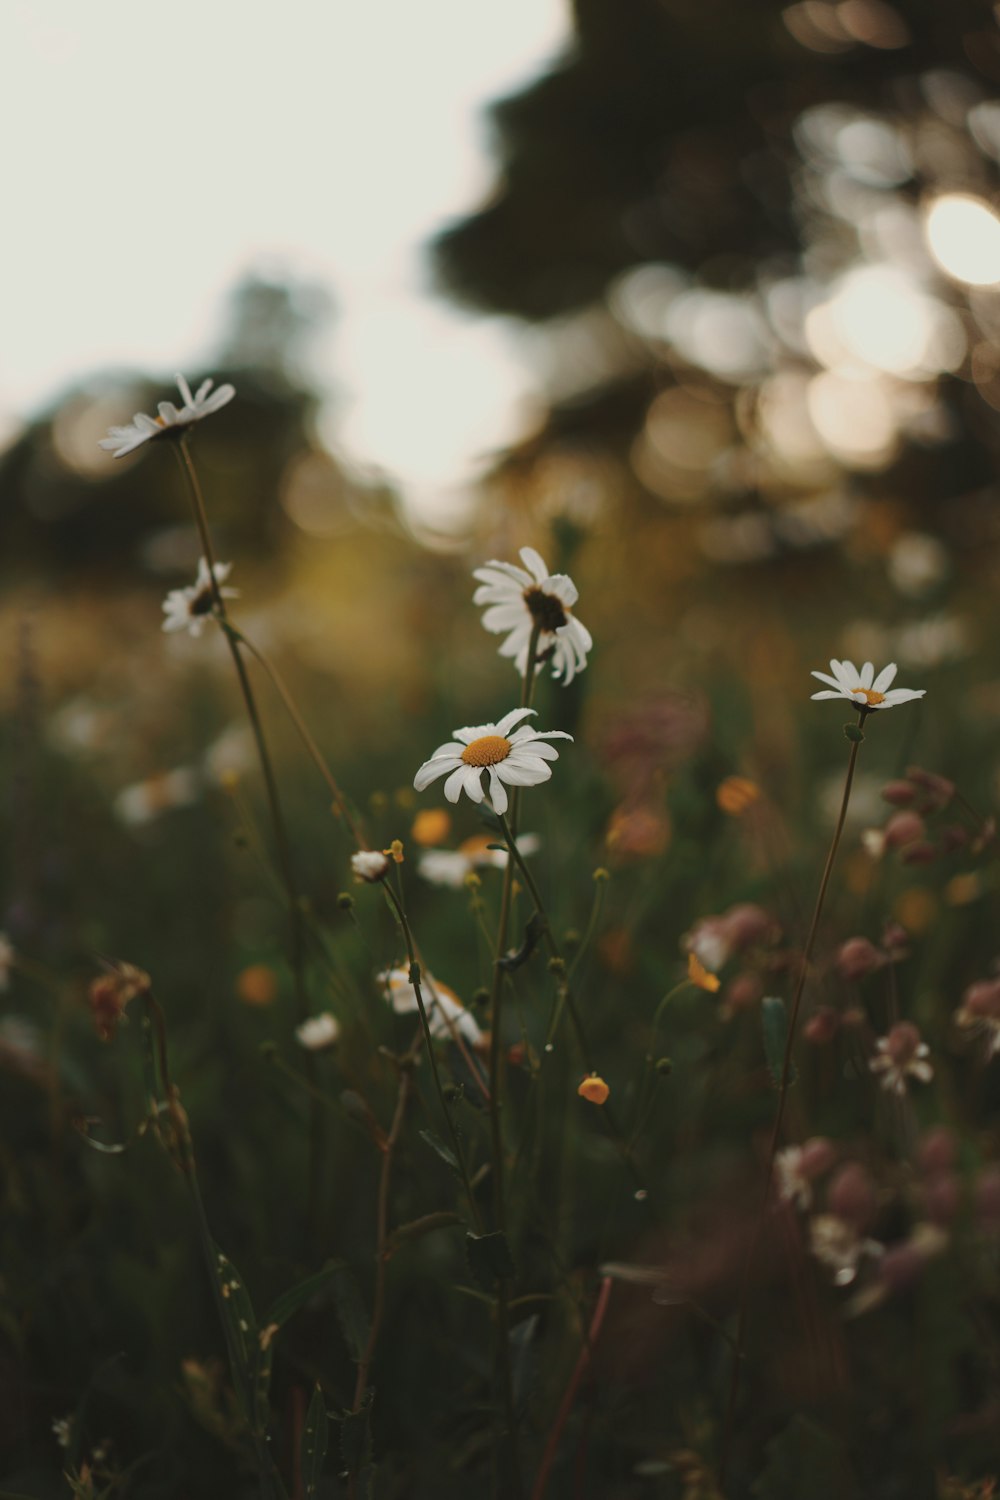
[301,1385,329,1497]
[419,1127,460,1175]
[339,1394,373,1475]
[210,1241,259,1421]
[843,722,865,743]
[384,1211,463,1256]
[752,1415,859,1499]
[466,1230,515,1289]
[264,1258,354,1332]
[329,1266,371,1364]
[761,996,797,1090]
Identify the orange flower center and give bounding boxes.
[854,688,885,706]
[461,735,512,768]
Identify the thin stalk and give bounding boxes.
[481,621,542,1500]
[719,712,865,1486]
[347,1054,414,1500]
[228,624,366,848]
[530,1277,613,1500]
[145,992,286,1499]
[380,880,483,1231]
[172,437,323,1239]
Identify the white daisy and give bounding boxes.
[378,967,483,1045]
[472,546,593,684]
[810,660,925,711]
[295,1012,341,1051]
[351,850,390,883]
[162,559,238,637]
[417,832,541,888]
[413,708,571,817]
[99,374,235,458]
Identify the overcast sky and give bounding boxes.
[2,0,568,518]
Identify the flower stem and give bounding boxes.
[719,711,865,1485]
[379,880,483,1231]
[172,438,323,1242]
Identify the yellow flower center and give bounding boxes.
[461,735,512,767]
[854,688,885,706]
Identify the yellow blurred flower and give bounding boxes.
[236,964,279,1007]
[892,887,937,934]
[606,802,671,858]
[688,952,721,992]
[411,807,452,846]
[577,1074,610,1105]
[716,775,761,816]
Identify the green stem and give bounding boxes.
[172,438,323,1241]
[380,881,483,1232]
[719,711,865,1485]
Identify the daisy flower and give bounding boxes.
[350,850,391,883]
[162,559,238,637]
[99,374,235,458]
[869,1021,934,1095]
[413,708,571,816]
[810,660,925,711]
[472,546,593,683]
[378,967,483,1046]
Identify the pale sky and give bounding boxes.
[1,0,568,518]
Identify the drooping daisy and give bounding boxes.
[350,850,391,884]
[413,708,571,816]
[417,832,540,888]
[162,559,238,637]
[99,374,235,458]
[810,660,925,711]
[472,547,592,683]
[378,967,483,1046]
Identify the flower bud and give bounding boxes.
[884,811,925,850]
[960,978,1000,1019]
[923,1173,961,1227]
[901,841,939,866]
[804,1006,840,1044]
[835,936,884,982]
[798,1137,837,1179]
[577,1074,610,1106]
[881,780,916,807]
[905,767,955,809]
[721,903,774,949]
[827,1162,877,1230]
[917,1126,957,1177]
[723,972,764,1012]
[351,850,390,883]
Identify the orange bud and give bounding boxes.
[411,808,452,847]
[687,952,721,992]
[716,776,762,816]
[578,1074,610,1106]
[236,964,279,1007]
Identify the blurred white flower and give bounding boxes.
[810,1214,880,1286]
[99,374,235,458]
[418,832,540,888]
[295,1013,341,1051]
[351,850,390,883]
[413,708,571,817]
[379,966,483,1045]
[472,546,592,684]
[887,532,949,598]
[810,659,925,710]
[162,559,238,637]
[114,767,200,825]
[203,724,256,783]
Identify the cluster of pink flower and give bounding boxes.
[862,765,995,864]
[682,902,785,1013]
[779,1129,1000,1303]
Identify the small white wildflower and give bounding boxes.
[295,1013,341,1051]
[809,1214,881,1286]
[351,850,391,883]
[52,1416,72,1449]
[775,1147,812,1210]
[472,546,593,684]
[810,659,925,711]
[114,767,200,826]
[413,708,571,817]
[869,1022,934,1095]
[162,558,238,638]
[99,374,235,458]
[379,967,483,1046]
